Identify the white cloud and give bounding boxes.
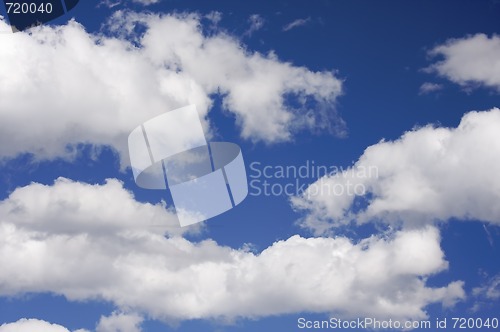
[96,312,143,332]
[205,11,222,26]
[283,17,311,31]
[99,0,159,7]
[419,82,443,95]
[130,12,344,142]
[0,318,71,332]
[0,180,464,322]
[132,0,160,5]
[473,274,500,300]
[98,0,121,8]
[0,314,143,332]
[0,12,343,165]
[0,17,210,165]
[427,34,500,91]
[283,18,311,32]
[471,273,500,312]
[292,108,500,234]
[245,14,265,36]
[0,177,189,237]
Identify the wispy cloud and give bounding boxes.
[99,0,160,7]
[245,14,265,36]
[419,82,443,95]
[98,0,121,8]
[472,273,500,311]
[283,17,311,31]
[205,11,222,25]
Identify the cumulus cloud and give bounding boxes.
[0,314,142,332]
[96,312,143,332]
[0,179,463,322]
[0,318,72,332]
[0,177,188,237]
[292,108,500,234]
[0,17,210,164]
[127,12,344,142]
[427,34,500,91]
[0,12,343,164]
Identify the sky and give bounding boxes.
[0,0,500,331]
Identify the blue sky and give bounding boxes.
[0,1,500,331]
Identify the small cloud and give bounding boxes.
[419,82,443,95]
[425,34,500,92]
[474,274,500,300]
[483,223,495,247]
[471,273,500,311]
[132,0,160,4]
[283,17,311,32]
[99,0,159,7]
[96,312,143,332]
[98,0,122,8]
[244,14,265,37]
[205,11,222,25]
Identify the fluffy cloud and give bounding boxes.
[0,314,142,332]
[125,12,344,141]
[0,319,71,332]
[0,177,187,237]
[0,179,463,322]
[0,17,209,164]
[292,108,500,234]
[427,34,500,91]
[0,12,343,164]
[96,312,143,332]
